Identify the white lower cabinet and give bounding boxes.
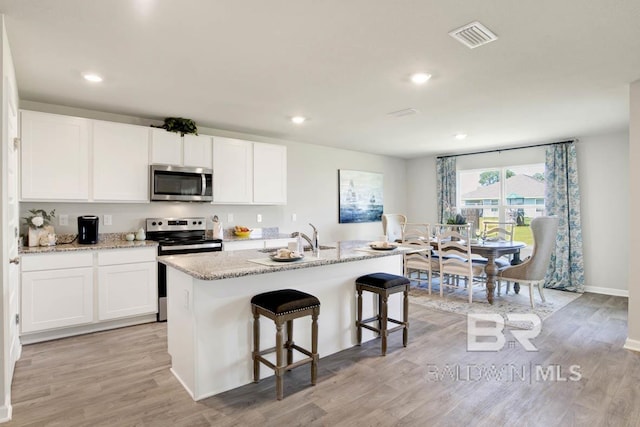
[20,248,157,340]
[21,252,95,333]
[21,267,94,333]
[98,250,157,320]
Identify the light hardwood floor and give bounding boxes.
[6,293,640,426]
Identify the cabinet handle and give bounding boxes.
[9,257,20,265]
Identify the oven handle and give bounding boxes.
[201,173,206,196]
[160,242,222,252]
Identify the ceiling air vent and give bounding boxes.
[449,21,498,49]
[387,108,419,118]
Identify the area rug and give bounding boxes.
[409,281,582,329]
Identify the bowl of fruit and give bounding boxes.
[233,226,252,238]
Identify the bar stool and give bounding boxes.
[355,272,410,356]
[251,289,320,400]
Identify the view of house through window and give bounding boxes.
[457,164,545,248]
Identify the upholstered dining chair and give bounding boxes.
[497,216,559,307]
[435,224,484,303]
[402,223,438,294]
[382,214,407,243]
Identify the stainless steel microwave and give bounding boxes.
[150,165,213,202]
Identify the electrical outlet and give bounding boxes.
[257,214,262,223]
[291,213,297,222]
[59,214,69,226]
[227,213,234,223]
[104,214,112,226]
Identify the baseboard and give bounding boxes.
[584,286,628,297]
[0,402,12,423]
[624,338,640,353]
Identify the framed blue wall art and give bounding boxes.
[338,170,384,223]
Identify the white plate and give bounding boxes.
[270,254,305,262]
[368,242,399,251]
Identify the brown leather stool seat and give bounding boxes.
[355,272,410,355]
[251,289,320,400]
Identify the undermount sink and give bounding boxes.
[258,245,335,253]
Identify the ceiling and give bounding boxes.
[1,0,639,159]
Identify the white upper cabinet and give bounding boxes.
[20,110,90,201]
[183,134,213,169]
[151,129,213,168]
[213,137,287,205]
[253,142,287,204]
[92,120,150,202]
[213,137,253,204]
[150,128,182,165]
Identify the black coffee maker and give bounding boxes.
[78,215,99,244]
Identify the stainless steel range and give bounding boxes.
[146,217,223,321]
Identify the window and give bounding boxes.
[458,164,545,247]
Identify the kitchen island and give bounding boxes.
[159,240,408,400]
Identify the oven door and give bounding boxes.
[151,164,213,202]
[156,241,222,322]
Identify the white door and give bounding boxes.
[253,142,287,204]
[5,83,20,374]
[150,128,182,165]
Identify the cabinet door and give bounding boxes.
[21,267,94,333]
[98,262,157,320]
[183,134,213,168]
[213,137,253,203]
[253,142,287,204]
[150,128,182,165]
[93,120,150,201]
[20,110,90,201]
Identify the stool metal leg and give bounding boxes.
[403,286,409,347]
[311,309,319,386]
[275,320,284,400]
[252,309,260,383]
[380,294,388,356]
[356,287,363,345]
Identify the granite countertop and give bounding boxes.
[19,233,158,255]
[159,240,411,281]
[220,227,293,242]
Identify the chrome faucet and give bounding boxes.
[291,223,319,254]
[309,223,319,254]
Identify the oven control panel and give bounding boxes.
[146,217,206,232]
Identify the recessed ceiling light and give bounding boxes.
[291,116,306,124]
[82,73,103,83]
[454,133,468,140]
[410,73,432,85]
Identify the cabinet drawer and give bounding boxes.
[98,247,156,266]
[21,252,93,272]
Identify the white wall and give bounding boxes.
[19,102,407,244]
[577,132,629,295]
[406,133,629,295]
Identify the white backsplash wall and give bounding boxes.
[20,102,408,243]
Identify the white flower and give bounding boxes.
[31,216,44,227]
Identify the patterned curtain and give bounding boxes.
[544,142,585,292]
[436,157,457,223]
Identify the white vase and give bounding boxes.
[28,227,43,247]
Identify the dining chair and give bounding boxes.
[471,221,515,292]
[402,223,438,294]
[436,224,484,303]
[497,216,559,307]
[382,214,407,243]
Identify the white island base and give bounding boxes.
[166,254,403,400]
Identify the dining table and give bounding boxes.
[469,239,526,304]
